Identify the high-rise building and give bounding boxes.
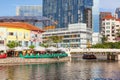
[43,0,93,29]
[92,0,99,32]
[115,8,120,19]
[16,5,42,16]
[99,12,112,33]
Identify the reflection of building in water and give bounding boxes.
[13,65,31,80]
[0,66,7,80]
[6,66,15,80]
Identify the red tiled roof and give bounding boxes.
[0,22,44,32]
[102,15,116,20]
[116,19,120,21]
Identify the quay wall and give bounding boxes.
[0,57,70,64]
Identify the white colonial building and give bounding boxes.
[42,23,92,48]
[101,15,120,42]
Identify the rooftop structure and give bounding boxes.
[16,5,42,16]
[0,16,52,29]
[0,22,44,32]
[115,8,120,19]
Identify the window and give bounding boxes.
[25,41,28,47]
[25,33,28,37]
[106,26,110,29]
[19,32,22,36]
[35,34,37,37]
[106,30,110,33]
[0,40,4,44]
[9,32,13,36]
[112,22,114,25]
[116,25,119,27]
[8,41,11,43]
[106,22,110,25]
[102,22,105,25]
[19,41,22,46]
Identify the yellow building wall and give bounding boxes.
[7,28,30,42]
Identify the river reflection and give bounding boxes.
[0,58,120,80]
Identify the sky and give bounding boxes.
[99,0,120,13]
[0,0,42,16]
[93,0,120,32]
[0,0,120,16]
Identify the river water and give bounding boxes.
[0,58,120,80]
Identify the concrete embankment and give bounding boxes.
[0,57,70,64]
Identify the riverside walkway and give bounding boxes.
[69,48,120,60]
[70,48,120,53]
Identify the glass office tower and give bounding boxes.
[115,8,120,19]
[16,5,42,16]
[16,5,47,28]
[43,0,93,29]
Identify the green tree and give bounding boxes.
[29,45,35,49]
[40,43,48,48]
[91,42,120,49]
[7,41,20,48]
[48,36,62,47]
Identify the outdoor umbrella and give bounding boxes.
[22,47,30,50]
[46,46,58,51]
[34,46,46,51]
[58,47,66,52]
[0,46,9,51]
[14,46,23,51]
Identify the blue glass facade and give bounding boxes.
[115,8,120,19]
[43,0,93,29]
[0,16,51,28]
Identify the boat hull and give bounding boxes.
[82,54,97,59]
